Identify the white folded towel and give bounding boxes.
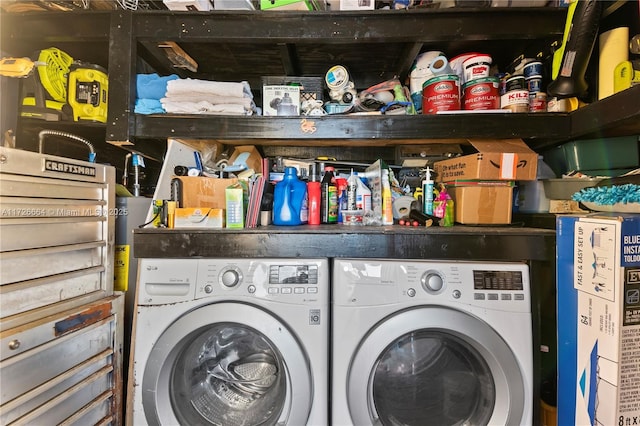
[161,100,250,115]
[161,93,254,110]
[166,79,253,99]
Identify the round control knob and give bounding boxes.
[247,285,256,294]
[407,288,416,297]
[452,290,462,299]
[421,271,444,293]
[204,285,213,294]
[220,268,241,288]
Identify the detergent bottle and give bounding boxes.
[273,167,308,225]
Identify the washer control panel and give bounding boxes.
[196,258,327,301]
[137,258,328,305]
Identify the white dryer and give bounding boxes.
[332,258,533,426]
[129,258,329,426]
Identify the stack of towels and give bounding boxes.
[135,73,257,116]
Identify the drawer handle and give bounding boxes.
[8,339,20,350]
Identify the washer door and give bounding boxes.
[142,302,312,426]
[348,307,525,426]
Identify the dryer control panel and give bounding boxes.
[333,259,530,313]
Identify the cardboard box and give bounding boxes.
[434,139,538,182]
[174,208,224,228]
[173,176,238,209]
[226,183,246,228]
[557,214,640,426]
[228,145,263,174]
[262,85,301,116]
[450,185,513,224]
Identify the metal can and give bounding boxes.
[422,74,461,114]
[529,92,547,112]
[505,75,526,92]
[526,76,543,93]
[462,77,500,110]
[501,89,529,112]
[523,61,543,78]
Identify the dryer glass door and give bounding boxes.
[372,330,494,426]
[347,307,525,426]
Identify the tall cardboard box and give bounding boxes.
[450,184,513,224]
[557,214,640,426]
[434,139,538,182]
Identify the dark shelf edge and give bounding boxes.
[128,113,570,142]
[569,85,640,142]
[133,227,555,261]
[130,8,566,42]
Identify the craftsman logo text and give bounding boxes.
[45,159,96,177]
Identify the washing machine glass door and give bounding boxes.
[142,303,312,426]
[348,307,525,426]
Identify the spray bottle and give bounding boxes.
[422,167,434,216]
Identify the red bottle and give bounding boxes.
[307,179,321,225]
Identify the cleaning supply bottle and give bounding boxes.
[321,166,338,224]
[347,169,358,210]
[422,167,434,215]
[307,164,321,225]
[336,177,348,223]
[273,167,308,226]
[382,169,394,225]
[353,172,372,211]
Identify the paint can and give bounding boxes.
[523,61,543,78]
[462,53,492,83]
[449,52,481,82]
[422,74,461,114]
[501,89,529,112]
[505,75,526,92]
[462,76,500,110]
[526,76,543,93]
[529,92,547,112]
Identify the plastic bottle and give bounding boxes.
[307,166,321,225]
[273,167,308,226]
[336,177,348,223]
[347,170,358,210]
[353,172,372,211]
[321,166,338,224]
[422,167,434,215]
[381,169,394,225]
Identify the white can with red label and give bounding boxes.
[462,76,500,110]
[422,74,461,114]
[462,54,492,83]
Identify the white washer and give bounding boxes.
[332,258,533,426]
[129,258,329,426]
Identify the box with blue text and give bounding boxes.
[557,214,640,426]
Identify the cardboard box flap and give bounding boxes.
[434,138,538,181]
[467,139,535,154]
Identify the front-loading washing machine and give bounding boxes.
[128,257,329,426]
[332,258,534,426]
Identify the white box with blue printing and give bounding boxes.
[557,214,640,426]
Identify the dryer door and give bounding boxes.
[347,306,525,426]
[141,302,312,426]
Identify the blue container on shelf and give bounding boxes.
[273,167,308,225]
